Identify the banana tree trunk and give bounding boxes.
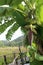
[28,28,33,45]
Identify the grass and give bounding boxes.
[0,46,26,65]
[0,56,5,65]
[0,54,14,65]
[0,46,26,56]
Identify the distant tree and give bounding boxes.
[0,41,4,47]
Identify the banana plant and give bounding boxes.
[0,0,43,55]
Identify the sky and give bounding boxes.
[0,27,24,41]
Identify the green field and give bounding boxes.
[0,47,26,65]
[0,46,26,56]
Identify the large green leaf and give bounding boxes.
[0,7,10,16]
[35,53,43,61]
[0,0,23,6]
[39,5,43,22]
[0,7,15,16]
[0,6,27,28]
[35,0,43,26]
[0,0,6,5]
[5,7,27,26]
[10,0,23,7]
[30,59,43,65]
[36,0,43,6]
[6,23,19,40]
[28,0,36,5]
[0,7,6,16]
[12,10,27,26]
[0,18,15,34]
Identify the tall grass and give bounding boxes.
[0,46,26,65]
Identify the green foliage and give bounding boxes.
[27,45,43,62]
[0,18,14,34]
[0,56,5,65]
[35,53,43,61]
[0,0,23,6]
[36,5,43,25]
[27,45,36,62]
[6,23,19,40]
[0,7,5,16]
[35,0,43,26]
[0,0,43,59]
[0,0,6,5]
[36,25,43,40]
[12,10,26,26]
[30,59,43,65]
